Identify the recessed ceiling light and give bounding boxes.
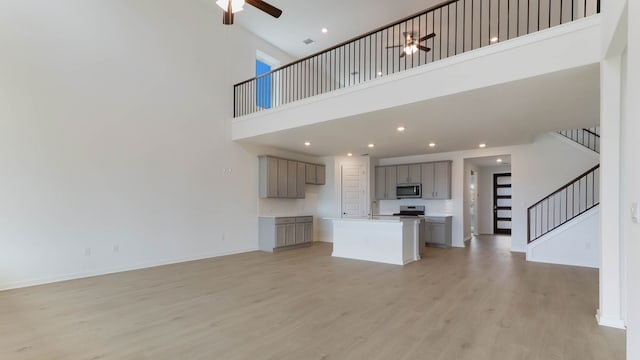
[479,143,487,148]
[377,71,383,76]
[490,36,498,43]
[497,158,503,163]
[347,153,353,157]
[397,126,405,132]
[321,27,328,34]
[429,142,436,147]
[368,143,375,148]
[304,141,311,146]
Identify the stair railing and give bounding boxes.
[527,164,600,244]
[234,0,601,117]
[558,127,600,153]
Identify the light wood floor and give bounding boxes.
[0,236,625,359]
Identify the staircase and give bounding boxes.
[527,127,600,267]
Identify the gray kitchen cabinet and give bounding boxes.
[433,162,451,199]
[397,164,421,184]
[295,223,305,244]
[375,166,387,200]
[296,162,306,198]
[315,165,326,185]
[275,224,287,247]
[424,216,452,247]
[260,156,322,199]
[305,163,316,184]
[421,161,452,199]
[259,216,313,252]
[287,161,297,198]
[375,166,398,200]
[259,156,279,198]
[385,166,397,199]
[277,159,288,197]
[285,223,296,245]
[304,222,314,243]
[305,163,326,185]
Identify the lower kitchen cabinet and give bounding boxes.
[423,216,452,248]
[259,216,314,252]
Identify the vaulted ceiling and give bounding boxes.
[234,0,443,58]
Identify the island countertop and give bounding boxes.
[324,216,421,223]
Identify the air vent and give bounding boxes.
[302,38,314,45]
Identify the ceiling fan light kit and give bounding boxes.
[219,0,283,25]
[216,0,244,13]
[387,32,436,58]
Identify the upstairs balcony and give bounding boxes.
[232,0,601,152]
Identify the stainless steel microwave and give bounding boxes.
[396,184,422,199]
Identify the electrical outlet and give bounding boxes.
[113,244,120,253]
[221,232,225,241]
[632,202,639,224]
[84,248,92,256]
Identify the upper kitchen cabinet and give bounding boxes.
[259,156,324,199]
[315,165,326,185]
[305,163,326,185]
[296,162,306,198]
[375,166,398,200]
[421,161,452,199]
[397,164,421,184]
[287,160,298,198]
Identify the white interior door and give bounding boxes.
[341,164,367,218]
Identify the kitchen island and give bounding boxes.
[328,217,421,265]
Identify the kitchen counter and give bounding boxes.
[259,214,314,218]
[328,217,421,265]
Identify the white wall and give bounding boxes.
[510,133,599,251]
[0,0,297,290]
[622,1,640,354]
[477,165,512,234]
[527,207,600,268]
[378,132,598,252]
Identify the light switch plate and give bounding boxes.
[632,202,639,224]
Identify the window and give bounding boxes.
[255,51,280,110]
[256,59,271,109]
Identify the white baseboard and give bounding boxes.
[0,247,259,291]
[596,310,626,329]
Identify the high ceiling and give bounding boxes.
[236,65,600,158]
[235,0,443,58]
[229,0,600,159]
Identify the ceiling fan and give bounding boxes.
[216,0,283,25]
[387,32,436,57]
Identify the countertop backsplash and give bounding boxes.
[258,189,320,217]
[376,199,454,216]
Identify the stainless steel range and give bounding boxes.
[393,205,425,217]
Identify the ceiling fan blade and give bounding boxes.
[245,0,283,18]
[419,33,436,42]
[223,10,234,25]
[418,45,431,52]
[386,45,403,49]
[399,52,406,58]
